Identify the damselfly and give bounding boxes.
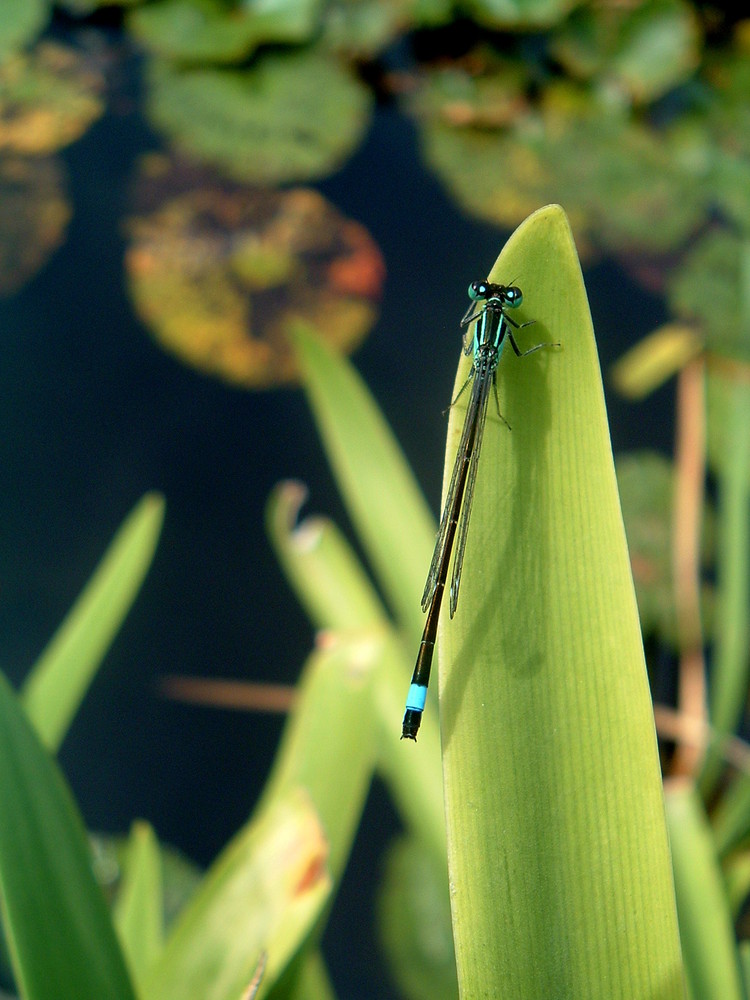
[401,280,557,741]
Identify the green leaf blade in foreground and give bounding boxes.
[440,205,685,998]
[0,669,136,1000]
[21,492,165,751]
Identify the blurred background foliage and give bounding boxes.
[2,1,750,998]
[1,0,749,378]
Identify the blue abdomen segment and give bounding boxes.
[405,683,427,712]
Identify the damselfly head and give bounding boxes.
[467,280,523,308]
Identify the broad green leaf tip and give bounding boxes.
[439,205,686,999]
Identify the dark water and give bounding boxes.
[0,52,672,1000]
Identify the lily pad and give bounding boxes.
[125,179,384,388]
[144,49,373,184]
[460,0,581,30]
[320,0,423,58]
[0,43,105,157]
[408,68,708,257]
[549,0,701,104]
[0,156,71,295]
[691,34,750,231]
[0,0,49,59]
[127,0,319,64]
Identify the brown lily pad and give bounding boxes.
[125,182,385,388]
[0,156,70,294]
[0,42,104,156]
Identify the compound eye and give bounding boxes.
[505,285,523,307]
[468,281,488,301]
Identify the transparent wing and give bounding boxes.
[421,368,483,611]
[449,365,494,617]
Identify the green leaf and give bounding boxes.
[142,786,330,1000]
[128,0,319,64]
[610,322,703,399]
[699,373,750,795]
[286,324,448,862]
[266,480,388,631]
[113,821,165,990]
[0,669,136,1000]
[439,205,685,997]
[144,51,372,185]
[666,781,744,1000]
[290,322,435,638]
[461,0,580,30]
[550,0,701,103]
[21,493,165,751]
[377,835,458,1000]
[144,634,378,1000]
[0,0,49,58]
[265,480,446,867]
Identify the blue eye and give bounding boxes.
[505,286,523,308]
[468,281,488,301]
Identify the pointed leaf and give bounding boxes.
[439,205,685,998]
[0,669,136,1000]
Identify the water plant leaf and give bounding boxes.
[289,322,435,639]
[320,0,419,57]
[142,787,331,1000]
[125,183,383,388]
[0,155,70,295]
[128,0,319,64]
[461,0,581,30]
[550,0,701,103]
[144,50,372,185]
[113,821,164,990]
[145,632,378,999]
[0,0,49,58]
[377,835,458,1000]
[21,493,165,752]
[439,206,685,997]
[0,668,136,1000]
[0,43,104,156]
[611,322,704,399]
[409,74,707,257]
[266,481,389,632]
[666,781,744,1000]
[265,479,446,866]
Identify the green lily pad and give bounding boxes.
[550,0,701,103]
[690,35,750,232]
[125,176,384,387]
[319,0,422,58]
[127,0,319,64]
[0,43,105,156]
[0,156,71,295]
[409,69,707,257]
[460,0,581,30]
[144,49,372,184]
[0,0,49,59]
